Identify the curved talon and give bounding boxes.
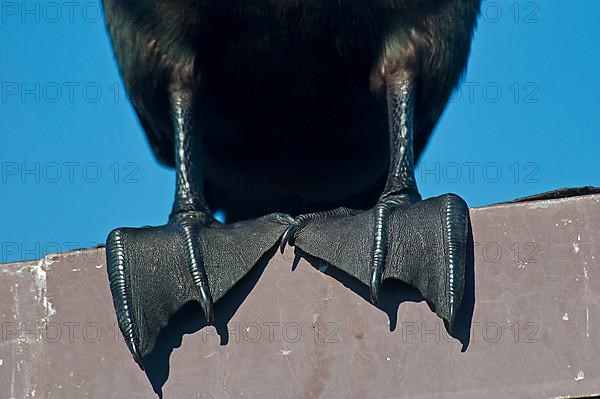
[279,223,298,254]
[369,268,382,305]
[198,282,215,323]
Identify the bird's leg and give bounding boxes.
[284,75,470,334]
[380,77,421,205]
[168,90,215,322]
[170,90,211,219]
[369,76,420,303]
[106,90,291,367]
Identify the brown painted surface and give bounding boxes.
[1,194,599,398]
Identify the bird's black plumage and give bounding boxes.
[102,0,481,367]
[103,0,480,219]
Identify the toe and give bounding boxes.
[106,228,142,365]
[176,221,215,323]
[106,224,202,366]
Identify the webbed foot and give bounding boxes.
[106,212,291,366]
[282,194,470,334]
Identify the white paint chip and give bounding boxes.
[575,370,585,381]
[280,350,291,356]
[562,313,569,321]
[312,313,319,325]
[586,307,590,338]
[31,256,57,325]
[530,203,549,209]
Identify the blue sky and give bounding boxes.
[1,2,599,262]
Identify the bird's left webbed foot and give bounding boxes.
[281,76,471,333]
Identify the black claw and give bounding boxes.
[130,340,143,368]
[369,268,382,305]
[188,247,215,324]
[279,223,297,254]
[447,309,456,335]
[198,282,215,324]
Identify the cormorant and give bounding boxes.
[102,0,481,365]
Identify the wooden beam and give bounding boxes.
[1,194,599,398]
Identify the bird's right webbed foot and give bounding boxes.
[106,211,291,367]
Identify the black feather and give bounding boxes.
[102,0,481,219]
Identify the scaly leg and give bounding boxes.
[370,77,421,303]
